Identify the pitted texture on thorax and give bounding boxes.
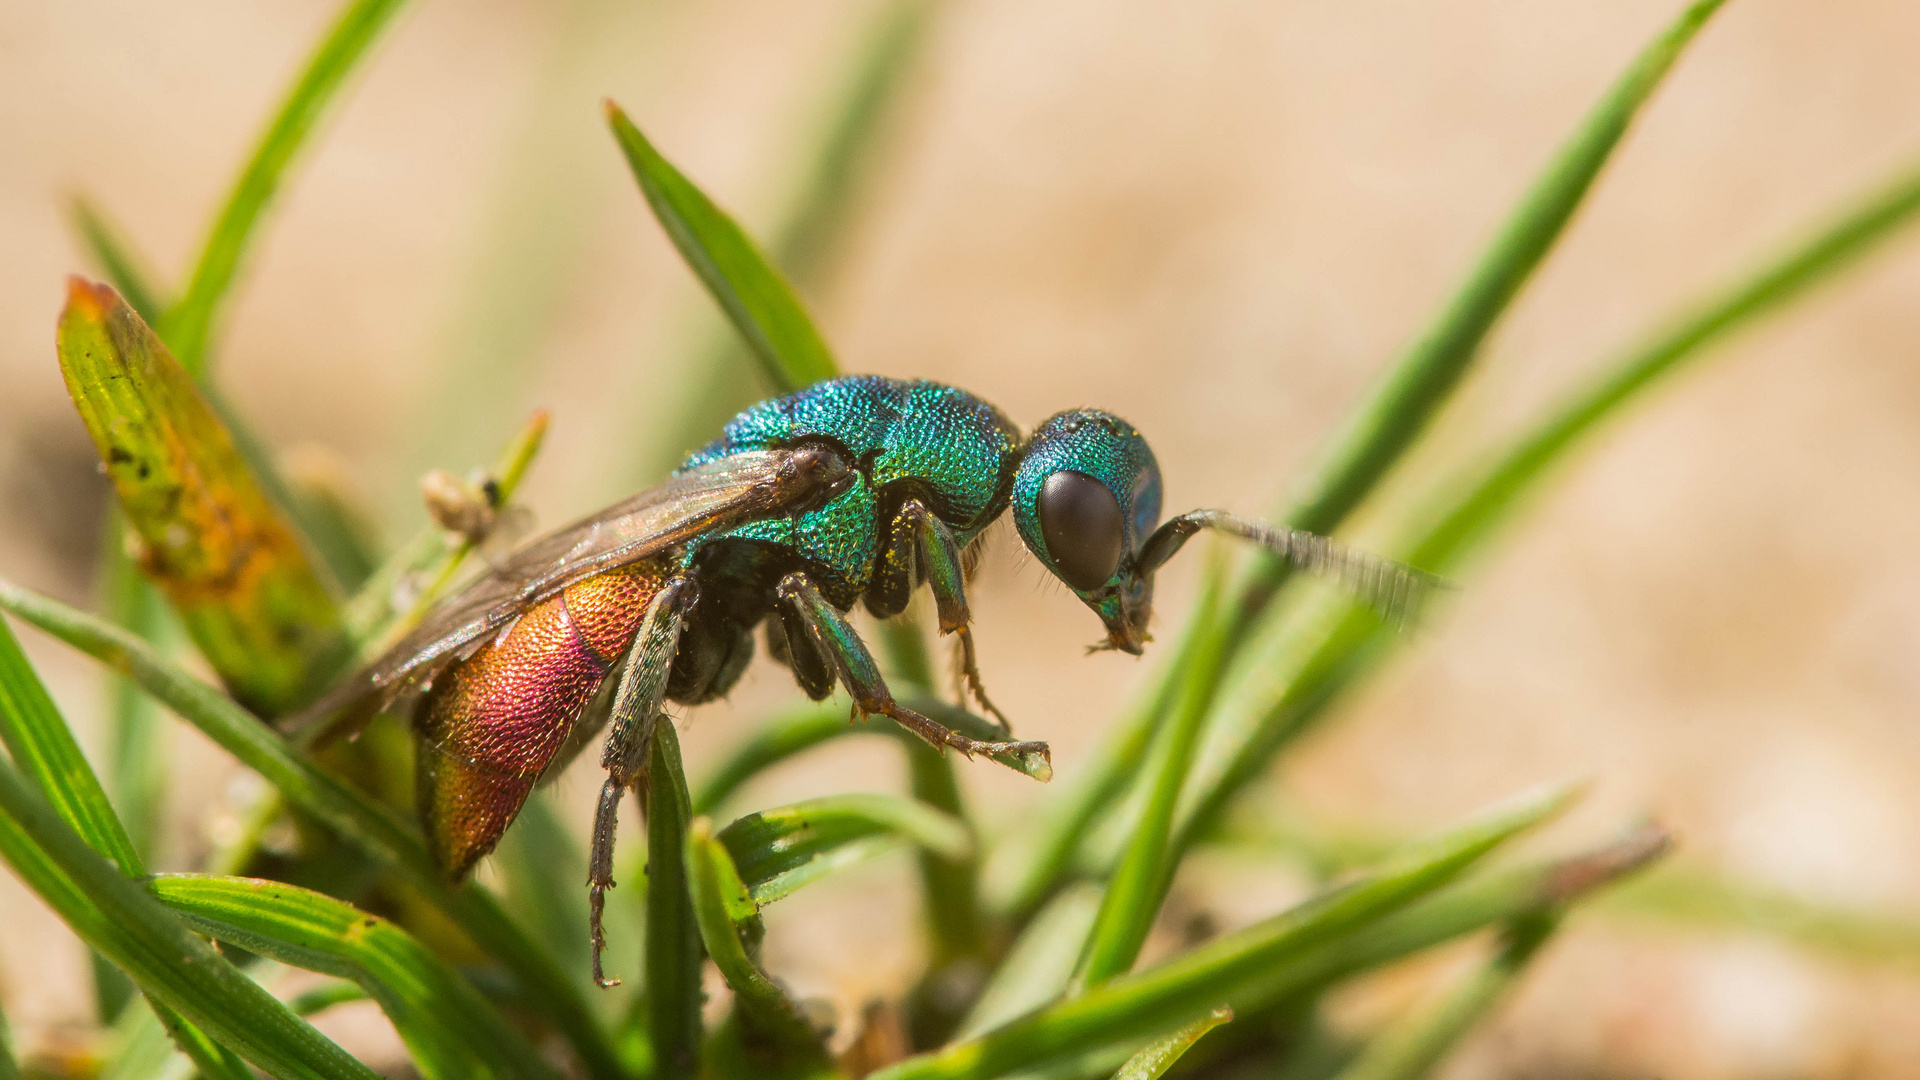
[680,376,1021,602]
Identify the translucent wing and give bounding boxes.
[295,448,848,733]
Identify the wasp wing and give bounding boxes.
[293,448,845,736]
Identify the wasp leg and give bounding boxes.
[589,575,699,988]
[775,572,1048,775]
[892,499,1014,735]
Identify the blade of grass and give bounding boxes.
[70,197,171,323]
[0,581,623,1078]
[0,617,143,872]
[493,789,592,987]
[606,103,838,393]
[647,721,705,1080]
[870,784,1573,1080]
[1328,915,1555,1080]
[150,874,559,1080]
[954,884,1102,1042]
[719,793,970,907]
[0,616,253,1078]
[876,614,994,1045]
[1014,0,1727,916]
[1244,0,1726,613]
[1113,1005,1232,1080]
[1408,156,1920,577]
[1073,552,1232,987]
[645,0,937,473]
[0,757,379,1080]
[1168,146,1920,872]
[97,519,168,868]
[692,703,848,815]
[987,565,1221,922]
[160,0,413,377]
[685,817,833,1074]
[1230,826,1669,1027]
[287,981,371,1016]
[58,278,347,715]
[1600,864,1920,969]
[69,193,366,596]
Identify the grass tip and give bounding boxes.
[1541,822,1673,904]
[63,274,118,321]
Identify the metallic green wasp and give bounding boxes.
[303,374,1436,985]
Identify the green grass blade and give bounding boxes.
[693,703,848,815]
[770,0,934,282]
[58,279,347,715]
[647,722,704,1080]
[493,790,592,987]
[286,981,370,1017]
[0,615,253,1077]
[1031,0,1729,913]
[1229,826,1669,1023]
[1601,864,1920,969]
[1161,148,1920,937]
[0,759,378,1080]
[99,999,175,1080]
[0,616,143,873]
[876,614,995,1041]
[0,580,623,1078]
[870,784,1574,1080]
[97,521,168,868]
[718,793,970,907]
[954,884,1102,1041]
[1248,0,1725,599]
[988,557,1227,922]
[70,197,171,324]
[645,0,937,473]
[1329,915,1554,1080]
[606,103,838,393]
[160,0,412,377]
[685,818,832,1074]
[1409,154,1920,576]
[1074,556,1232,986]
[150,874,559,1080]
[1113,1005,1232,1080]
[151,1009,257,1080]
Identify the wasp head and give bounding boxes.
[1013,409,1163,654]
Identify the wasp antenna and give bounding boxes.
[1144,510,1448,629]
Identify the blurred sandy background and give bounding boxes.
[6,0,1920,1075]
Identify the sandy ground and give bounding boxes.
[5,0,1920,1075]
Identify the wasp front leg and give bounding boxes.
[589,575,698,988]
[872,499,1013,734]
[777,572,1048,775]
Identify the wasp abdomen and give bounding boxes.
[416,560,668,876]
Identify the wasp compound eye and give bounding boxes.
[1038,470,1125,591]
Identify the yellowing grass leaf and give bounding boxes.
[56,278,345,715]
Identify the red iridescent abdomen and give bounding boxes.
[416,559,669,876]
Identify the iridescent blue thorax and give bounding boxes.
[679,375,1021,604]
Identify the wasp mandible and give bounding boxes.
[300,374,1437,986]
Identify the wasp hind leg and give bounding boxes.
[589,575,699,988]
[776,571,1049,777]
